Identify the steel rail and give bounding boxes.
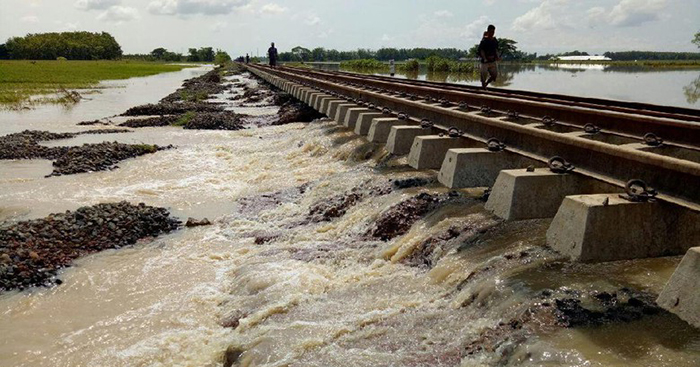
[263,65,700,147]
[281,65,700,123]
[247,64,700,212]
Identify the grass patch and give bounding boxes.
[426,56,477,74]
[179,90,209,102]
[340,59,388,71]
[283,62,312,69]
[133,144,159,153]
[173,111,196,126]
[0,60,197,108]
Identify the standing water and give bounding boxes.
[316,63,700,109]
[1,66,699,367]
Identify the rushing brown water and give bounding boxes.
[1,69,699,367]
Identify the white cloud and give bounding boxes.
[434,10,453,18]
[148,0,251,16]
[408,14,492,48]
[304,13,321,26]
[512,0,568,32]
[260,3,287,15]
[484,0,496,5]
[56,21,80,31]
[462,15,491,40]
[381,33,393,42]
[74,0,120,11]
[210,21,227,32]
[588,0,668,27]
[20,15,39,23]
[97,5,139,22]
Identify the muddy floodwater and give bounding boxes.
[1,66,700,367]
[315,63,700,109]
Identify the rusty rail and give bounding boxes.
[285,65,700,123]
[274,65,700,147]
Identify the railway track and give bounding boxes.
[248,63,700,212]
[284,65,700,124]
[243,63,700,327]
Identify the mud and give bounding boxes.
[0,202,180,292]
[0,129,169,176]
[160,68,229,104]
[49,142,169,176]
[463,287,665,363]
[308,178,433,223]
[121,102,224,117]
[366,192,457,241]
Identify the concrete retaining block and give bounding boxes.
[312,94,332,110]
[657,247,700,329]
[386,126,436,155]
[344,108,374,129]
[333,104,357,124]
[367,118,403,143]
[438,148,535,189]
[547,194,700,262]
[408,136,479,170]
[354,112,386,135]
[321,99,343,116]
[485,169,616,220]
[327,100,348,118]
[306,91,322,105]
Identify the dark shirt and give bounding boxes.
[268,47,278,61]
[478,37,499,63]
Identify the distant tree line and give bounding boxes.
[0,32,122,60]
[602,51,700,61]
[125,47,230,63]
[276,33,700,64]
[278,40,535,63]
[278,47,475,62]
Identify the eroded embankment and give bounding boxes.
[215,163,675,366]
[194,119,698,367]
[0,129,172,176]
[0,202,179,291]
[116,65,323,129]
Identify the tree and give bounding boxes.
[0,44,8,59]
[198,47,215,62]
[151,47,167,59]
[3,32,122,60]
[214,50,231,65]
[311,47,326,61]
[559,50,589,57]
[497,38,519,60]
[467,37,523,61]
[291,46,311,61]
[187,48,200,62]
[694,32,700,49]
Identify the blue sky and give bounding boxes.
[1,0,698,56]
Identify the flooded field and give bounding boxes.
[314,63,700,109]
[1,66,699,367]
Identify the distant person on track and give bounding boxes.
[245,53,250,64]
[478,24,500,89]
[268,42,278,67]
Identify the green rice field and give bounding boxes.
[0,60,196,107]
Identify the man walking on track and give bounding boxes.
[478,24,500,89]
[268,42,278,67]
